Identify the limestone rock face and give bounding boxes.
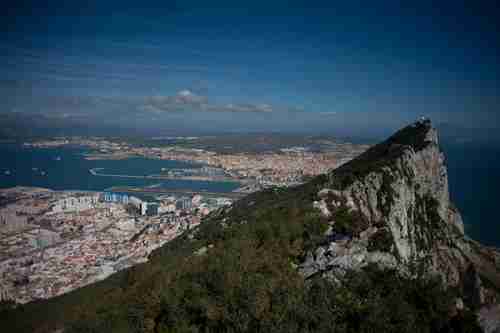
[338,124,467,285]
[299,120,500,328]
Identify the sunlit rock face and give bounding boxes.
[300,120,499,311]
[336,122,466,283]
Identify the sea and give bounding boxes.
[442,142,500,248]
[0,142,498,248]
[0,144,239,193]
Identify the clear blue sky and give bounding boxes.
[1,0,499,136]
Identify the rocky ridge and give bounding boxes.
[2,120,500,333]
[300,119,500,331]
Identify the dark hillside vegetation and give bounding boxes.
[0,121,482,332]
[1,181,480,332]
[328,119,433,189]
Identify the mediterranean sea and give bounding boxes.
[443,142,500,248]
[1,142,498,247]
[0,144,239,193]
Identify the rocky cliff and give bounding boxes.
[301,119,500,330]
[3,120,500,333]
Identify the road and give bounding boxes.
[106,186,248,200]
[89,168,248,184]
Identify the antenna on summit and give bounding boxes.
[418,115,429,124]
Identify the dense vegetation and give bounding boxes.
[1,179,479,332]
[1,121,481,332]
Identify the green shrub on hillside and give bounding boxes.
[1,121,481,333]
[331,206,369,237]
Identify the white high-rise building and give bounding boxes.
[141,202,147,216]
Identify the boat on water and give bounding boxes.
[89,167,104,175]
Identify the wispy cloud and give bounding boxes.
[318,111,337,116]
[141,90,275,113]
[217,103,273,113]
[1,89,283,118]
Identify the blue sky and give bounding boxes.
[1,1,499,136]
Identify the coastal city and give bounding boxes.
[2,3,499,331]
[1,136,369,304]
[0,187,231,303]
[24,136,369,188]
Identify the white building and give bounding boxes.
[158,203,176,214]
[51,194,100,213]
[0,212,28,232]
[141,202,147,216]
[191,195,202,206]
[129,196,143,210]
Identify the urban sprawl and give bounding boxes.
[0,137,368,303]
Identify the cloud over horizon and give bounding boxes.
[1,89,287,122]
[140,90,276,114]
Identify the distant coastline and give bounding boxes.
[0,144,240,194]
